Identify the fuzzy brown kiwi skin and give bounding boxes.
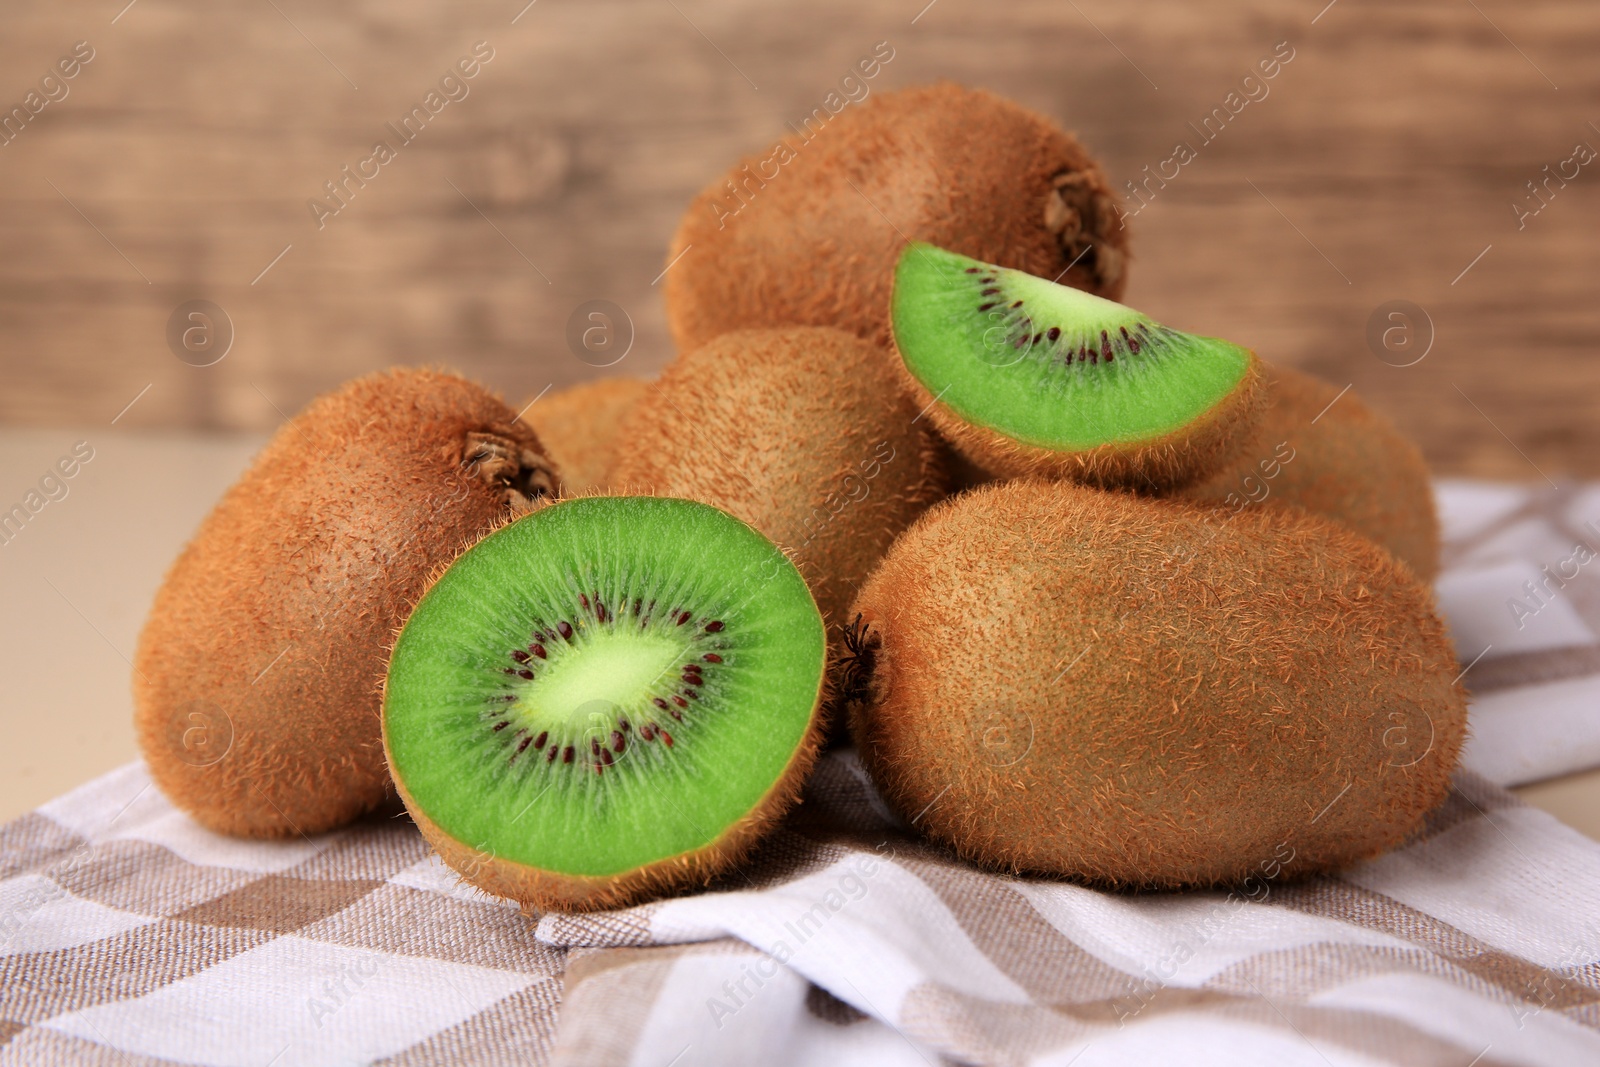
[608,327,950,643]
[1178,363,1441,580]
[134,368,559,840]
[895,347,1265,491]
[522,377,649,495]
[665,82,1129,355]
[847,481,1467,889]
[381,514,830,913]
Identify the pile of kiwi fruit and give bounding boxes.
[135,84,1464,913]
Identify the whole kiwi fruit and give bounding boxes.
[383,495,828,912]
[1178,363,1440,580]
[134,368,557,838]
[845,480,1467,888]
[609,327,946,639]
[522,377,648,495]
[665,82,1128,354]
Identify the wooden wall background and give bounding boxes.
[0,0,1595,478]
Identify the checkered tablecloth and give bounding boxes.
[1436,481,1600,785]
[4,479,1600,1066]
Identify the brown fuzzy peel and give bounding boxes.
[847,480,1468,889]
[665,82,1130,354]
[521,377,649,496]
[133,367,557,839]
[1177,363,1441,579]
[609,328,949,638]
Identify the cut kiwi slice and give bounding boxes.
[890,242,1261,488]
[383,495,827,912]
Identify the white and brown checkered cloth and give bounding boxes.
[4,480,1600,1066]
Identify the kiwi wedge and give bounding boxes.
[383,495,827,912]
[135,368,556,839]
[846,480,1467,888]
[891,242,1262,488]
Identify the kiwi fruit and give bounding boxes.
[845,480,1466,888]
[608,327,946,638]
[134,368,557,838]
[383,495,827,912]
[890,242,1263,489]
[1178,363,1441,580]
[665,82,1128,354]
[522,377,648,495]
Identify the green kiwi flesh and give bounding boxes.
[892,242,1259,485]
[383,495,827,911]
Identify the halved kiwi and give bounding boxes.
[891,242,1262,488]
[383,495,827,912]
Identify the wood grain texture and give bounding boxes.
[0,0,1595,478]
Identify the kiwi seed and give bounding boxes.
[383,495,827,912]
[846,480,1467,888]
[134,368,557,838]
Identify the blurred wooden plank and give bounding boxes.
[0,0,1595,478]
